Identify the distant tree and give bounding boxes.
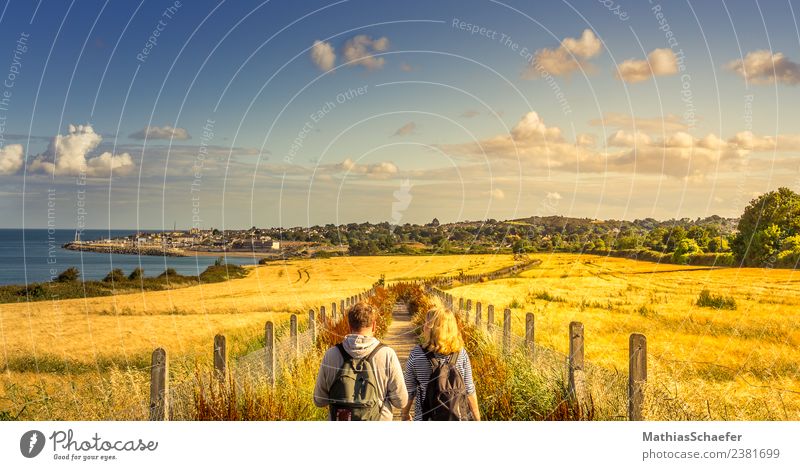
[733,187,800,265]
[672,238,702,264]
[662,226,687,252]
[56,267,80,282]
[706,236,730,253]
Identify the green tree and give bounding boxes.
[672,238,701,264]
[733,188,800,265]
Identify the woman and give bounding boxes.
[401,304,480,421]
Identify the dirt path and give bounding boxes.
[383,301,418,420]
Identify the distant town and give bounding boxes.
[63,214,740,264]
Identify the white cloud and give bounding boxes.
[523,29,602,79]
[29,124,134,177]
[436,111,800,180]
[590,112,689,133]
[310,40,336,72]
[343,35,389,70]
[726,50,800,85]
[616,48,678,83]
[546,192,562,203]
[337,158,398,178]
[0,144,24,175]
[576,133,597,147]
[393,121,416,136]
[128,125,190,140]
[489,188,505,200]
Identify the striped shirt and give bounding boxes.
[403,345,476,421]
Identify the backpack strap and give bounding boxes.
[365,342,385,363]
[335,343,351,360]
[336,342,384,363]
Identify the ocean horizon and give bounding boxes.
[0,229,256,286]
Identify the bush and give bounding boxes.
[128,267,144,281]
[672,239,702,264]
[56,267,80,282]
[158,268,179,278]
[198,264,248,283]
[696,289,737,310]
[103,268,126,283]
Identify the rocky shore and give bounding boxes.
[62,242,186,257]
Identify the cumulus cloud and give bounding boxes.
[576,133,597,147]
[337,158,398,178]
[726,50,800,85]
[616,48,678,83]
[400,62,414,72]
[523,29,602,79]
[343,35,389,70]
[393,121,416,136]
[0,144,24,175]
[28,124,134,177]
[128,125,190,140]
[435,111,800,180]
[310,40,336,71]
[488,188,505,200]
[589,112,688,133]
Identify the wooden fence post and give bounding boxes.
[525,313,535,357]
[331,302,337,322]
[487,305,495,332]
[149,348,168,421]
[290,314,299,357]
[340,300,345,317]
[265,321,275,387]
[309,309,317,344]
[475,302,482,327]
[628,333,647,421]
[320,305,326,325]
[503,308,511,352]
[568,322,587,404]
[213,334,226,381]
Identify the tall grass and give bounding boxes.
[186,285,396,420]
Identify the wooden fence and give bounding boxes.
[148,286,377,420]
[428,286,647,421]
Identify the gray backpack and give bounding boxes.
[328,343,385,421]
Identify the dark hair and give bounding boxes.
[347,302,376,331]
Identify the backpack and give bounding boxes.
[328,343,385,421]
[420,350,471,421]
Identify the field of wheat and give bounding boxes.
[0,254,516,420]
[444,253,800,420]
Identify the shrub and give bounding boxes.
[158,268,179,278]
[696,289,737,310]
[672,239,702,264]
[56,267,80,282]
[529,289,565,303]
[128,267,144,281]
[198,264,248,283]
[103,268,126,283]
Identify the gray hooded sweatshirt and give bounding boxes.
[313,334,408,420]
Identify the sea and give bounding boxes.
[0,229,257,286]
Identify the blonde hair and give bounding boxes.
[421,305,464,354]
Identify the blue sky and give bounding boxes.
[1,0,799,229]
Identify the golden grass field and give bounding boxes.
[0,254,516,419]
[445,253,800,420]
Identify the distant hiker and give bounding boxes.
[401,305,480,421]
[313,301,408,420]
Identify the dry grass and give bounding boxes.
[0,254,515,420]
[445,253,800,420]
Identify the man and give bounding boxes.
[313,301,408,420]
